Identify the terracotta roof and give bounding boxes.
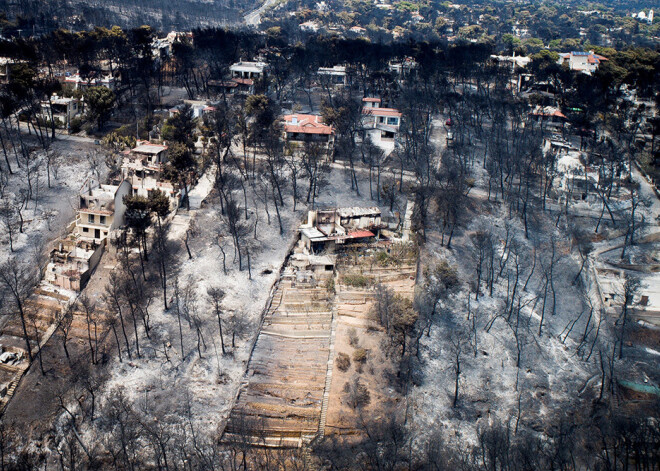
[362,107,402,118]
[347,230,375,238]
[362,97,382,103]
[283,114,334,135]
[530,107,567,119]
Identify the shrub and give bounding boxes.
[325,276,335,293]
[341,274,370,288]
[376,251,391,266]
[69,117,82,134]
[343,376,371,409]
[336,352,351,372]
[348,327,359,347]
[353,348,368,364]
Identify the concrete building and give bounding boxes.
[121,142,180,207]
[40,95,82,130]
[75,176,131,244]
[299,207,381,253]
[229,61,269,80]
[300,21,320,32]
[168,100,216,119]
[45,237,104,291]
[0,58,20,84]
[388,57,418,76]
[64,73,116,90]
[317,65,348,86]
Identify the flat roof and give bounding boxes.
[336,207,381,218]
[230,61,268,72]
[132,144,168,154]
[301,227,327,240]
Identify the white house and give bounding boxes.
[75,176,132,243]
[40,95,82,129]
[361,98,402,144]
[557,51,608,75]
[300,21,320,32]
[229,61,269,80]
[64,73,116,90]
[317,65,348,86]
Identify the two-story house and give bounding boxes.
[282,114,335,157]
[40,95,82,130]
[361,98,402,146]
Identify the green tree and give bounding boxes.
[84,86,115,131]
[501,33,521,55]
[161,103,196,147]
[168,142,197,210]
[148,190,171,309]
[245,94,276,146]
[123,194,152,274]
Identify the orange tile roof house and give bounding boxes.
[282,114,335,156]
[529,106,568,129]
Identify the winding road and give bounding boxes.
[244,0,278,26]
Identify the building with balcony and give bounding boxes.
[74,177,131,244]
[121,141,180,207]
[361,98,402,149]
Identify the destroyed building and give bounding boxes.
[299,207,382,254]
[45,236,104,291]
[121,141,180,207]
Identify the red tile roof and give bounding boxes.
[362,97,382,103]
[347,229,375,238]
[362,107,402,118]
[530,107,567,120]
[283,114,334,135]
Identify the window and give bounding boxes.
[82,227,89,233]
[379,116,385,123]
[387,117,399,126]
[100,215,106,225]
[88,214,95,223]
